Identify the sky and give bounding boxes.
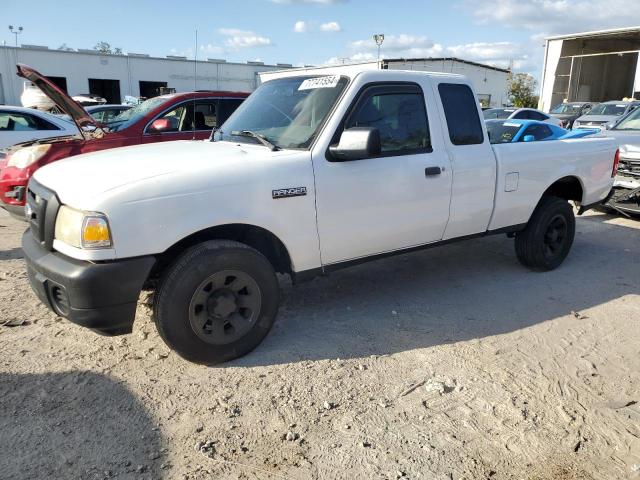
[4,0,640,82]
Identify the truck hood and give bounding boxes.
[32,140,295,207]
[16,64,104,141]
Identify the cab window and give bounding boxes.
[344,84,431,155]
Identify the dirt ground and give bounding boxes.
[0,207,639,480]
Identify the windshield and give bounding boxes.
[612,107,640,130]
[105,96,169,131]
[550,103,582,114]
[486,120,523,144]
[588,103,627,116]
[214,75,349,149]
[483,108,514,120]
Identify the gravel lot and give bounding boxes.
[0,207,639,480]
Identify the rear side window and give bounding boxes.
[528,111,548,121]
[438,83,484,145]
[0,112,59,131]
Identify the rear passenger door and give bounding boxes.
[434,82,497,239]
[313,82,453,265]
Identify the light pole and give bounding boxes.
[8,25,23,48]
[373,34,384,61]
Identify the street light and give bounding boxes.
[8,25,23,48]
[373,34,384,60]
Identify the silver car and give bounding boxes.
[600,109,640,215]
[573,100,640,131]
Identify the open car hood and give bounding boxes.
[16,64,105,141]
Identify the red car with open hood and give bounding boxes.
[0,64,248,218]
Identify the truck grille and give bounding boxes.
[26,179,60,251]
[619,157,640,177]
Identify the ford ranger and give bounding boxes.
[21,68,618,364]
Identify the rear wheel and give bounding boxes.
[154,240,279,365]
[515,196,575,271]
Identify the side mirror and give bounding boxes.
[523,134,535,142]
[329,127,381,161]
[148,118,172,133]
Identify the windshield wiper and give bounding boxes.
[231,130,280,151]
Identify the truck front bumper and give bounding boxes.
[22,231,156,335]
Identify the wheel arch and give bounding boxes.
[541,175,585,203]
[146,223,294,287]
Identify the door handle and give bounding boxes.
[424,166,442,176]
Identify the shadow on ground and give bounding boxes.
[0,247,23,261]
[0,371,165,479]
[233,214,640,366]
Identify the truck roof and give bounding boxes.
[259,64,466,83]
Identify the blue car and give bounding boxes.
[486,119,598,144]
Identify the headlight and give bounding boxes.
[6,144,51,169]
[54,205,112,249]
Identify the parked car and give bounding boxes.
[0,64,248,218]
[0,106,79,149]
[599,107,640,215]
[59,104,132,124]
[485,119,597,144]
[548,102,594,129]
[573,100,640,131]
[483,107,561,126]
[71,93,107,106]
[21,68,618,364]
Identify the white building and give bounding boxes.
[539,26,640,112]
[259,57,510,108]
[0,45,292,106]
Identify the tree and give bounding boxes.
[508,73,538,108]
[93,42,123,55]
[57,43,73,51]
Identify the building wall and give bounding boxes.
[259,59,509,108]
[384,59,509,107]
[0,46,289,106]
[539,30,640,112]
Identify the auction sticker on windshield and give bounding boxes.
[298,76,340,90]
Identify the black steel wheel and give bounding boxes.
[154,240,279,365]
[188,270,262,345]
[542,214,568,260]
[515,196,575,271]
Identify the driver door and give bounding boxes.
[313,82,452,265]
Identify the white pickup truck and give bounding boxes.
[22,68,618,364]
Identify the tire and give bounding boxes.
[153,240,280,365]
[515,196,575,271]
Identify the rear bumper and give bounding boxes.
[22,231,155,335]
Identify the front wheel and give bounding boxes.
[153,240,280,365]
[515,196,576,271]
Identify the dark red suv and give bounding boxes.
[0,64,247,217]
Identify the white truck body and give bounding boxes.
[33,69,616,271]
[23,67,618,364]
